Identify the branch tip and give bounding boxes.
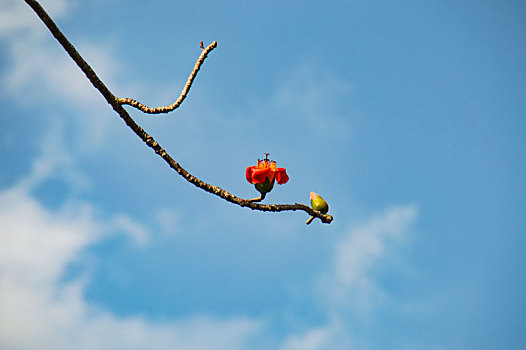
[116,40,218,114]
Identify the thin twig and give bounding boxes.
[115,41,217,114]
[23,0,333,224]
[244,194,266,203]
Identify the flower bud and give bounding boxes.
[310,192,329,214]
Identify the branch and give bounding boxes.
[115,41,218,114]
[23,0,333,225]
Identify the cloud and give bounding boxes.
[0,0,87,103]
[15,119,91,193]
[4,36,102,105]
[155,206,181,236]
[109,213,150,245]
[0,175,418,350]
[279,320,351,350]
[0,71,264,347]
[0,188,98,289]
[322,205,419,313]
[2,32,117,148]
[0,0,69,37]
[0,0,137,150]
[0,84,262,348]
[277,206,418,349]
[0,183,262,350]
[273,64,352,137]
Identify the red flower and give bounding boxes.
[246,156,289,185]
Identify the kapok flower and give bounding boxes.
[246,154,289,195]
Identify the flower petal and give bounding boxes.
[251,167,274,184]
[246,166,257,184]
[274,168,289,184]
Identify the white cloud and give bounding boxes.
[16,118,91,193]
[0,184,262,350]
[0,0,69,37]
[0,0,94,105]
[273,64,352,136]
[2,32,118,148]
[0,86,261,349]
[0,188,98,289]
[278,206,418,349]
[109,213,150,245]
[279,320,351,350]
[323,205,419,313]
[4,36,101,105]
[155,206,181,236]
[0,0,137,150]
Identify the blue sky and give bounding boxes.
[1,0,525,349]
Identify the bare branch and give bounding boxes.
[115,41,218,114]
[23,0,333,224]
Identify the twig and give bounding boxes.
[244,194,266,203]
[23,0,333,224]
[115,41,218,114]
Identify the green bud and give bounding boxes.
[310,192,329,214]
[255,177,275,195]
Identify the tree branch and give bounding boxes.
[115,41,218,114]
[23,0,333,224]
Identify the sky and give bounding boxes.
[1,0,525,349]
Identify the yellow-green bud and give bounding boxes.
[310,192,329,214]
